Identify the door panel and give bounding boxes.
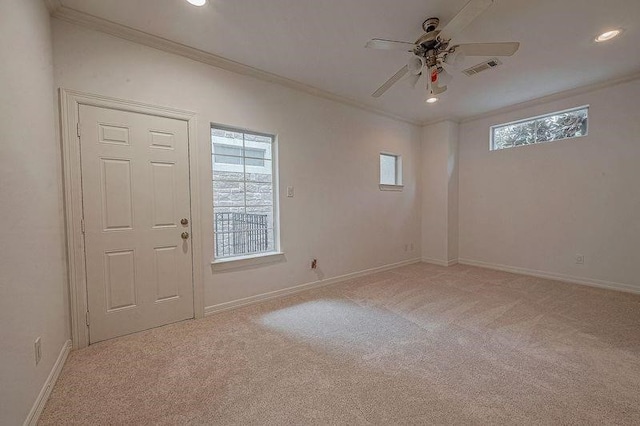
[100,158,134,230]
[80,105,194,344]
[153,246,180,302]
[104,249,137,311]
[150,161,177,228]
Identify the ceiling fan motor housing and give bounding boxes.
[422,17,440,33]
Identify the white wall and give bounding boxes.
[0,0,70,424]
[459,78,640,291]
[421,121,458,265]
[51,20,422,309]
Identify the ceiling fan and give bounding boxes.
[366,0,519,101]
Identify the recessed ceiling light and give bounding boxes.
[595,29,622,42]
[186,0,207,6]
[426,97,438,104]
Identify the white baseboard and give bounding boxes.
[458,258,640,295]
[205,258,422,316]
[422,257,459,267]
[24,339,72,426]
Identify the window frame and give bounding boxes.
[379,152,403,191]
[489,105,589,151]
[210,123,282,269]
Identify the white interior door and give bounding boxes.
[79,105,194,344]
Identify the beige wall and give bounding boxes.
[51,20,422,309]
[0,0,70,424]
[459,78,640,291]
[421,120,459,265]
[1,4,636,424]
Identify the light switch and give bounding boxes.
[287,186,294,197]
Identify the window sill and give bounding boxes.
[211,252,285,272]
[379,184,404,191]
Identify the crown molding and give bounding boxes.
[420,70,640,127]
[44,0,62,14]
[457,70,640,125]
[50,5,421,127]
[421,118,461,128]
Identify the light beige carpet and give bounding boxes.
[40,263,640,425]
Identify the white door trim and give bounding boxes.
[60,88,204,349]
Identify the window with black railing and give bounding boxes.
[214,212,269,258]
[212,126,277,260]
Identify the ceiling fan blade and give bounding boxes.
[372,65,409,98]
[439,0,493,41]
[456,42,520,56]
[366,39,415,51]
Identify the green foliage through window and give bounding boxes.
[491,106,588,150]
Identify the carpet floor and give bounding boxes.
[40,263,640,425]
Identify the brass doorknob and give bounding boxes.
[181,218,189,225]
[181,232,189,240]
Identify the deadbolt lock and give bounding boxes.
[181,232,189,240]
[180,218,189,225]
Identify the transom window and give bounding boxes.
[491,106,589,151]
[211,126,278,260]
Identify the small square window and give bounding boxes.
[379,153,402,190]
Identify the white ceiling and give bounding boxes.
[58,0,640,123]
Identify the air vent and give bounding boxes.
[462,58,502,76]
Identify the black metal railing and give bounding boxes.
[214,212,269,258]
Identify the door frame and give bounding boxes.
[60,89,204,349]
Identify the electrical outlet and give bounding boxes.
[34,337,41,365]
[287,186,294,197]
[575,254,584,265]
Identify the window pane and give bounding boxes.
[245,181,273,207]
[213,144,243,157]
[246,159,272,182]
[213,181,245,207]
[214,206,245,215]
[246,206,274,225]
[213,170,244,182]
[535,109,588,143]
[213,154,243,166]
[246,156,265,167]
[493,120,536,150]
[380,154,397,185]
[244,136,272,160]
[211,129,243,145]
[246,206,275,252]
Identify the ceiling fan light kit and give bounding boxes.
[408,56,426,75]
[437,68,453,85]
[366,0,520,103]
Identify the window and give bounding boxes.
[212,126,278,260]
[491,106,589,151]
[379,153,402,190]
[213,144,266,166]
